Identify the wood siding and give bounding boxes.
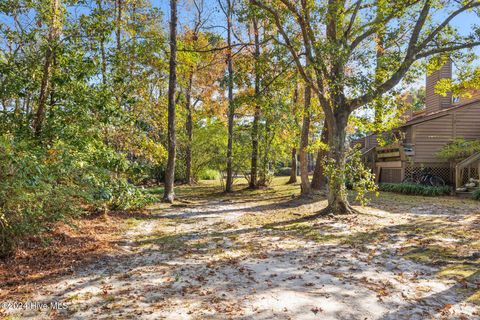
[365,134,378,149]
[412,100,480,164]
[454,102,480,139]
[413,115,453,163]
[380,168,402,183]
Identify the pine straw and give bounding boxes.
[0,212,132,300]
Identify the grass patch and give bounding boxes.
[135,230,186,249]
[437,264,480,280]
[125,218,142,228]
[271,222,343,243]
[341,229,385,247]
[146,186,164,195]
[467,290,480,305]
[402,245,459,264]
[65,293,81,302]
[198,169,220,180]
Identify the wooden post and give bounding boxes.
[455,165,461,190]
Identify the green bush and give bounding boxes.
[379,183,451,196]
[0,136,80,257]
[148,162,187,183]
[198,169,220,180]
[473,189,480,201]
[0,134,152,258]
[92,180,155,210]
[275,167,292,176]
[436,138,480,162]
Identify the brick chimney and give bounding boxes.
[425,59,452,114]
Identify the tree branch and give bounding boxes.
[418,0,480,49]
[348,0,431,110]
[250,0,321,97]
[416,40,480,59]
[344,0,362,39]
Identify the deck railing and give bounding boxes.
[455,152,480,190]
[375,143,408,162]
[361,147,376,172]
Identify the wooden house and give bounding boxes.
[355,60,480,191]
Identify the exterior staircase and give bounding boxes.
[455,152,480,197]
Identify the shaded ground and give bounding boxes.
[0,213,126,291]
[2,177,480,319]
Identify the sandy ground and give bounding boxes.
[3,186,480,319]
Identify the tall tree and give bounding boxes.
[220,0,235,192]
[373,0,386,130]
[184,0,204,185]
[115,0,122,51]
[96,0,108,84]
[249,15,261,189]
[163,0,178,203]
[32,0,62,136]
[299,78,311,195]
[253,0,480,214]
[287,84,300,184]
[311,123,328,190]
[185,70,194,184]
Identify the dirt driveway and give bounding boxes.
[4,181,480,319]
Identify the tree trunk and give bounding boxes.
[299,83,311,195]
[33,0,60,136]
[25,94,31,115]
[325,111,353,214]
[259,119,270,183]
[374,0,385,130]
[163,0,178,203]
[287,84,299,185]
[97,0,107,84]
[33,52,53,135]
[311,123,328,190]
[116,0,122,51]
[287,148,297,184]
[225,0,234,193]
[249,16,261,189]
[185,72,194,185]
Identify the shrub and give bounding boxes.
[0,136,82,257]
[324,148,378,206]
[198,169,220,180]
[92,180,155,210]
[275,167,292,176]
[436,138,480,162]
[473,189,480,201]
[379,183,451,196]
[0,134,153,258]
